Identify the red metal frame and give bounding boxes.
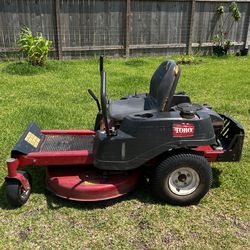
[193,145,224,162]
[6,130,95,190]
[6,158,30,190]
[6,127,224,193]
[18,150,93,167]
[41,129,96,135]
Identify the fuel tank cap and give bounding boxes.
[176,103,203,119]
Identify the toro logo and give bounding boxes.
[172,123,195,137]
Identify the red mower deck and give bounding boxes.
[46,166,140,201]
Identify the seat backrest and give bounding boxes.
[149,60,181,111]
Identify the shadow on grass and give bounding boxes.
[0,166,222,210]
[120,75,148,85]
[2,62,44,76]
[0,173,156,211]
[2,61,57,76]
[210,55,231,60]
[42,167,222,210]
[211,167,222,188]
[44,177,156,211]
[124,59,148,67]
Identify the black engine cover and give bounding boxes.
[93,111,216,170]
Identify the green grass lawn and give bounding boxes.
[0,56,249,249]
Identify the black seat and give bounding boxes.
[108,60,181,121]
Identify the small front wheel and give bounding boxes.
[5,171,32,207]
[151,154,212,206]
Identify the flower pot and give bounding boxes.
[240,48,248,56]
[213,46,227,56]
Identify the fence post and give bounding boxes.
[125,0,131,58]
[55,0,62,60]
[244,4,250,49]
[187,0,196,55]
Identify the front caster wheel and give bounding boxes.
[151,154,212,206]
[5,171,32,207]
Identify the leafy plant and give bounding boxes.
[229,2,241,21]
[177,55,195,65]
[216,5,224,15]
[17,27,52,66]
[213,2,241,54]
[223,39,232,51]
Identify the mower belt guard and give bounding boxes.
[11,123,44,158]
[218,114,244,162]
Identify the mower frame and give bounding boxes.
[4,56,245,206]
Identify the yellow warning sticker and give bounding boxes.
[175,65,179,76]
[84,180,100,185]
[24,132,40,148]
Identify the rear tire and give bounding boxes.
[5,171,32,207]
[151,154,212,206]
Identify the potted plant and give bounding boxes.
[240,48,248,56]
[213,2,241,56]
[213,34,228,56]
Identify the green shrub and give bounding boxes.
[17,27,52,66]
[177,55,195,65]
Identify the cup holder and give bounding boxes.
[134,113,153,118]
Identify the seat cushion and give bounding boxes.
[109,95,158,121]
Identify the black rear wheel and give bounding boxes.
[151,154,212,206]
[5,171,32,207]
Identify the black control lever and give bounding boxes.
[88,89,101,111]
[100,55,103,73]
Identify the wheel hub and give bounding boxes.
[20,187,30,199]
[178,174,187,182]
[168,167,200,196]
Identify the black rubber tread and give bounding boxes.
[5,171,32,207]
[18,170,32,187]
[151,154,212,206]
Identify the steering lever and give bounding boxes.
[88,89,101,111]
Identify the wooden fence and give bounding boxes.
[0,0,250,59]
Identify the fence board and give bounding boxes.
[193,2,248,44]
[0,0,249,59]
